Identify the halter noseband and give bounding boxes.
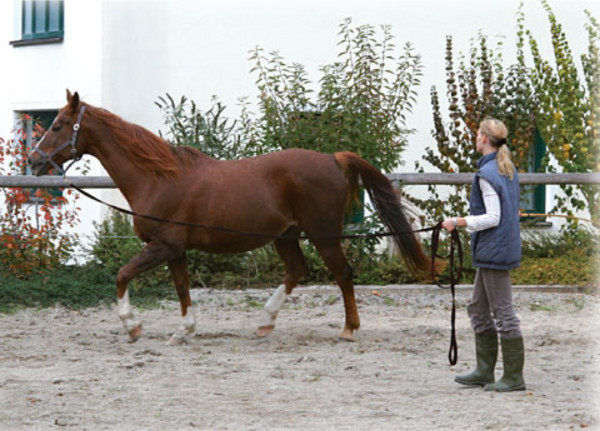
[32,105,86,176]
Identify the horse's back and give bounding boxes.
[236,148,347,202]
[239,148,339,174]
[199,148,344,191]
[187,148,349,239]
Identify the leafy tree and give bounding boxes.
[411,2,599,225]
[156,19,422,172]
[0,116,80,276]
[411,31,537,225]
[155,94,256,160]
[248,18,422,173]
[527,1,599,221]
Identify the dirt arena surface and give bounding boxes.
[1,285,599,430]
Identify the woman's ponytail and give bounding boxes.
[496,144,514,180]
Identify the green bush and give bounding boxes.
[521,227,598,258]
[0,263,113,312]
[87,209,172,292]
[0,262,179,312]
[512,251,597,286]
[514,228,599,285]
[89,210,143,273]
[185,247,281,289]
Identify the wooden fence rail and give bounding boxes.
[0,172,599,188]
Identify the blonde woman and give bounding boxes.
[442,118,525,392]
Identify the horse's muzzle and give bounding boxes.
[27,154,50,176]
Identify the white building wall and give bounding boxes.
[1,0,598,259]
[0,0,109,262]
[5,1,103,109]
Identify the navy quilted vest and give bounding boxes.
[469,152,521,270]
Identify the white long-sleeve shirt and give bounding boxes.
[464,178,501,233]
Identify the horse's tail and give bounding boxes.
[333,151,431,275]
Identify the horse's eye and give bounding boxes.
[52,124,61,132]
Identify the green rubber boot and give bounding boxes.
[455,330,498,386]
[484,336,526,392]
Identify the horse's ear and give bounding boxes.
[67,90,80,112]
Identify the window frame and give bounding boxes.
[10,0,64,47]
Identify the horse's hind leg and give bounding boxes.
[166,253,196,346]
[257,233,308,337]
[312,240,359,341]
[116,241,174,342]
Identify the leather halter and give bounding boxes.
[32,105,86,176]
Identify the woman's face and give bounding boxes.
[476,129,488,154]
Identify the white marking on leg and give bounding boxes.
[176,308,197,337]
[259,284,288,328]
[118,290,140,333]
[167,308,196,346]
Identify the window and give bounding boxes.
[20,111,63,199]
[520,129,547,224]
[11,1,64,46]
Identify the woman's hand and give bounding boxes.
[441,219,456,232]
[442,217,464,232]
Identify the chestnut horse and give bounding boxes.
[29,90,431,345]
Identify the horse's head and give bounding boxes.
[28,90,87,176]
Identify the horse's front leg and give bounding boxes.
[165,253,196,346]
[116,241,174,342]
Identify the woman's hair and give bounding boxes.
[479,117,514,180]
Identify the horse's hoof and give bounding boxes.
[339,328,357,342]
[128,324,142,342]
[256,325,274,338]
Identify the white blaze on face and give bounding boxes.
[118,290,140,332]
[259,284,288,328]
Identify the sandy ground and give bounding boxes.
[0,285,599,431]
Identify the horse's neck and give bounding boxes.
[88,134,157,207]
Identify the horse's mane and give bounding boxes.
[87,105,203,177]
